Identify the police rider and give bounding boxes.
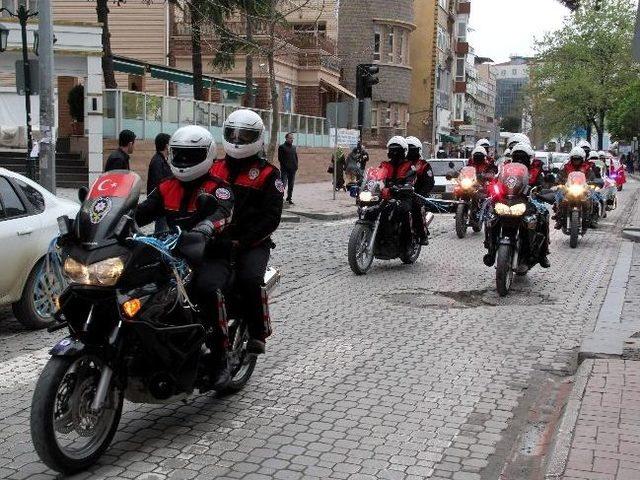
[406,136,434,245]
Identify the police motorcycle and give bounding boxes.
[347,167,434,275]
[451,166,484,238]
[484,163,549,296]
[556,171,602,248]
[30,172,280,474]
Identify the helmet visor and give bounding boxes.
[224,127,261,145]
[171,147,209,169]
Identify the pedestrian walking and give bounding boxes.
[105,129,136,172]
[147,133,172,233]
[278,132,298,205]
[626,152,635,174]
[330,145,346,191]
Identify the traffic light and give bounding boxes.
[356,64,379,99]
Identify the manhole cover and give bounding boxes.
[382,289,555,309]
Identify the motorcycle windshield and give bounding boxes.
[364,167,385,194]
[498,163,529,196]
[567,171,587,186]
[459,166,477,181]
[75,171,142,248]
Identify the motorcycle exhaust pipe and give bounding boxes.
[424,212,435,227]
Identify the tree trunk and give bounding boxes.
[96,0,117,89]
[266,19,279,161]
[585,123,592,143]
[596,110,606,150]
[245,15,256,108]
[189,2,204,101]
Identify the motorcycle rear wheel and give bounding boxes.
[348,223,374,275]
[569,210,580,249]
[455,204,468,239]
[30,356,123,474]
[496,244,514,297]
[400,236,421,265]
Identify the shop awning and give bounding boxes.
[113,55,247,94]
[113,58,146,76]
[321,79,356,98]
[440,134,461,143]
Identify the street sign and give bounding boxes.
[16,60,39,95]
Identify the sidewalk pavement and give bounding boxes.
[548,359,640,480]
[547,182,640,479]
[286,181,358,220]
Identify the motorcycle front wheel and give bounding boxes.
[400,236,422,265]
[348,223,374,275]
[30,355,123,474]
[217,319,257,396]
[569,210,580,248]
[496,244,514,297]
[455,204,469,239]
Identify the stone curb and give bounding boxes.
[280,214,301,223]
[545,359,594,479]
[622,229,640,242]
[286,210,358,221]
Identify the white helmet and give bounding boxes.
[511,142,534,157]
[504,148,512,157]
[405,136,423,158]
[507,133,531,148]
[387,136,409,156]
[569,146,586,160]
[476,138,491,149]
[588,150,599,160]
[223,109,265,160]
[577,139,591,150]
[472,146,487,157]
[598,150,606,158]
[169,125,217,182]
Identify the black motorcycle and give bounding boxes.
[484,163,548,296]
[556,172,602,248]
[30,171,280,474]
[348,168,432,275]
[451,166,484,238]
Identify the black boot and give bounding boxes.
[539,255,551,269]
[247,338,266,355]
[211,352,231,391]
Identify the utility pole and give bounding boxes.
[38,0,55,193]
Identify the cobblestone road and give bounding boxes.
[0,182,638,480]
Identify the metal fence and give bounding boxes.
[103,89,331,148]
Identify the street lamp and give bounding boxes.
[0,4,38,180]
[0,24,8,53]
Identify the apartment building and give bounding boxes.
[494,56,531,131]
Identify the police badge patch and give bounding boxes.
[275,179,285,193]
[215,187,231,200]
[505,176,519,189]
[248,168,260,180]
[89,197,112,224]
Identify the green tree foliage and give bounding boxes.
[528,0,639,148]
[608,80,640,141]
[500,116,521,133]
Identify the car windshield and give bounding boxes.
[430,160,466,176]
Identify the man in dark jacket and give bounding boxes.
[278,132,298,204]
[147,133,173,232]
[105,129,136,172]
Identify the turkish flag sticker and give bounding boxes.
[88,172,138,199]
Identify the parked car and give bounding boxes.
[534,151,553,172]
[551,153,570,171]
[0,168,79,329]
[428,158,467,199]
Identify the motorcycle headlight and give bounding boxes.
[460,178,475,190]
[359,191,378,203]
[63,257,125,286]
[567,184,586,197]
[494,203,511,216]
[510,203,527,216]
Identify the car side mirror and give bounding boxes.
[78,186,89,203]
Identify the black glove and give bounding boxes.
[176,231,207,266]
[192,220,215,238]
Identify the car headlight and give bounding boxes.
[359,191,378,202]
[63,257,125,286]
[460,178,475,190]
[494,202,526,216]
[567,184,586,197]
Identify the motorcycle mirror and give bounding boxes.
[552,167,560,174]
[78,186,89,203]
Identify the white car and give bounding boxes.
[428,158,467,199]
[0,168,79,329]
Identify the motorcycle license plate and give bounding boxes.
[445,184,455,193]
[431,193,443,199]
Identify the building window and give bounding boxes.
[512,68,517,75]
[437,25,449,52]
[398,31,405,64]
[454,93,464,121]
[456,56,465,82]
[457,20,467,42]
[292,21,327,37]
[387,28,394,62]
[373,30,381,61]
[371,107,378,128]
[438,0,449,10]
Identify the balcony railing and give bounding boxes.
[103,89,331,148]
